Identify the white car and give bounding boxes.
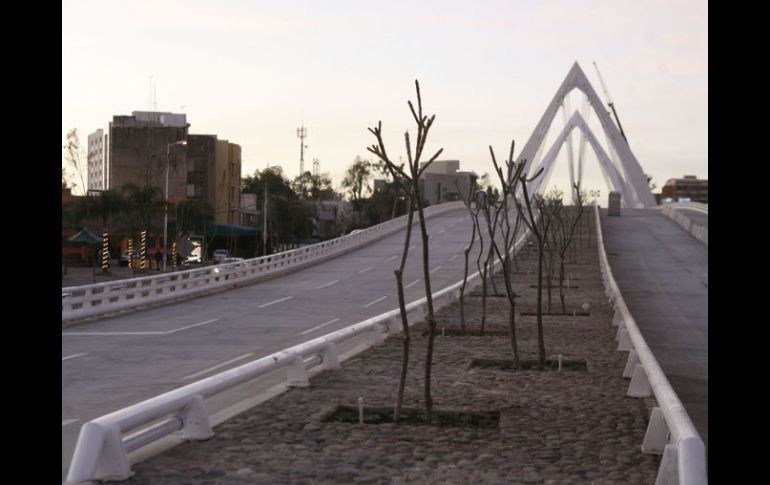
[212,249,230,263]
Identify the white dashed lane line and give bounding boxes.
[62,419,78,427]
[315,280,339,289]
[357,267,372,274]
[449,254,459,261]
[384,255,398,262]
[363,296,388,308]
[62,353,88,361]
[404,279,421,289]
[298,318,340,336]
[258,296,294,308]
[183,353,255,380]
[430,265,443,274]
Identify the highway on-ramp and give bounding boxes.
[62,206,488,478]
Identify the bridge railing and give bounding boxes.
[62,201,463,323]
[595,204,707,485]
[65,212,529,484]
[656,202,708,247]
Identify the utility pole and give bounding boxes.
[263,162,268,256]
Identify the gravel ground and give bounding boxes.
[130,221,661,484]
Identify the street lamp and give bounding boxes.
[164,140,187,272]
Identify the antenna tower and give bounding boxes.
[297,125,307,176]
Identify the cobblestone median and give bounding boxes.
[131,228,661,484]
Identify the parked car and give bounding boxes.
[119,250,140,267]
[212,249,230,263]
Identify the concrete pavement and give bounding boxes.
[601,208,708,450]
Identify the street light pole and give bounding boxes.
[164,140,187,272]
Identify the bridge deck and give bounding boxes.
[601,208,708,449]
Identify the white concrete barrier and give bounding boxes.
[657,203,708,247]
[595,204,707,485]
[62,202,464,323]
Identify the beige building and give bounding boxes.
[214,140,242,224]
[418,160,477,206]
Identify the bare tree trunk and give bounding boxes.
[559,256,567,314]
[415,191,436,422]
[536,241,546,369]
[393,201,415,423]
[459,220,477,334]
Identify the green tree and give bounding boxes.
[341,156,373,221]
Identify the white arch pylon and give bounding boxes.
[515,62,657,208]
[531,111,634,207]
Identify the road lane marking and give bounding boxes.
[430,265,443,274]
[167,319,219,334]
[449,254,459,261]
[437,229,446,234]
[258,296,294,308]
[62,353,88,361]
[63,331,168,336]
[357,267,372,274]
[298,318,340,336]
[409,245,417,251]
[315,280,339,289]
[62,319,220,336]
[62,419,78,427]
[363,296,388,308]
[183,353,255,380]
[404,279,421,289]
[384,255,398,262]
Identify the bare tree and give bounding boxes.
[485,141,529,368]
[455,181,479,334]
[367,80,444,422]
[555,185,585,313]
[513,169,549,370]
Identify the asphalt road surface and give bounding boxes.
[62,206,498,478]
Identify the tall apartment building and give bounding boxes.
[88,111,241,224]
[88,111,189,200]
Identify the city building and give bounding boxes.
[88,111,189,199]
[417,160,478,205]
[661,175,708,203]
[87,111,242,224]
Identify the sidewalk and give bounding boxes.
[129,220,661,483]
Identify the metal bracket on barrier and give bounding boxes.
[656,443,678,485]
[366,324,386,346]
[617,328,632,351]
[181,395,214,441]
[612,311,623,327]
[616,323,627,341]
[622,350,639,378]
[320,342,341,370]
[65,421,132,483]
[287,356,310,387]
[642,407,669,455]
[627,364,652,397]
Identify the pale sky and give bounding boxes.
[62,0,707,198]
